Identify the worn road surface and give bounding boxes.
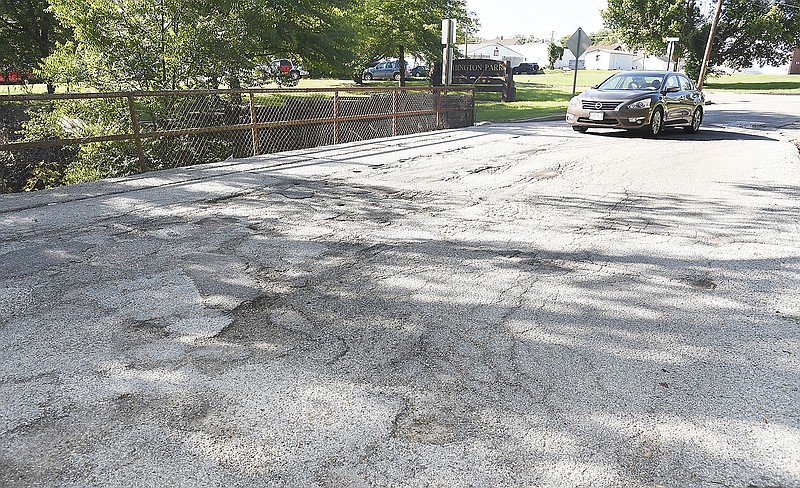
[1,92,799,487]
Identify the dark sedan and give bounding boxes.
[566,71,704,136]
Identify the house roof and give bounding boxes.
[586,47,635,56]
[590,43,623,51]
[633,54,669,62]
[480,37,522,46]
[465,42,524,57]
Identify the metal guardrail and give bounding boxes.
[0,86,475,192]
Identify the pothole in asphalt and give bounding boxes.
[687,277,717,290]
[394,416,457,445]
[529,169,561,181]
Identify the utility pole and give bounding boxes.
[697,0,724,90]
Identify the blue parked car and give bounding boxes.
[363,61,409,81]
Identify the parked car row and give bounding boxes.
[362,61,429,81]
[0,67,37,84]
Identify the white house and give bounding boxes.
[554,49,586,70]
[584,45,635,70]
[463,42,524,68]
[633,54,670,71]
[510,43,550,67]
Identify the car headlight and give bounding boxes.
[627,98,651,110]
[569,96,580,109]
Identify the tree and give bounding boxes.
[348,0,477,80]
[41,0,357,90]
[513,35,544,44]
[603,0,703,75]
[710,0,800,70]
[602,0,800,81]
[547,42,564,70]
[0,0,70,92]
[589,28,621,46]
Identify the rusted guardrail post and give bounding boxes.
[249,92,260,156]
[127,94,147,173]
[392,90,398,137]
[333,90,340,144]
[435,89,441,130]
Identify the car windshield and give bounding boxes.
[598,73,664,91]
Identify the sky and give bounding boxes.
[465,0,608,41]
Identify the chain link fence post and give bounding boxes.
[436,89,441,130]
[249,91,260,156]
[334,90,340,145]
[392,90,398,137]
[127,94,148,173]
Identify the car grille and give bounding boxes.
[577,117,618,125]
[581,101,621,110]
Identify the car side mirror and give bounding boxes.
[590,85,599,89]
[666,86,680,93]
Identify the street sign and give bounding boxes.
[566,28,592,58]
[565,28,591,97]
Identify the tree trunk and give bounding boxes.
[399,45,406,87]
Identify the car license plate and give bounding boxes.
[589,112,604,121]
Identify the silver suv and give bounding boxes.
[363,61,408,81]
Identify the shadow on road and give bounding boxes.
[586,127,778,142]
[2,166,799,485]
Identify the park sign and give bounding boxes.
[566,27,591,58]
[452,59,506,82]
[450,59,515,101]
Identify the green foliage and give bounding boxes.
[349,0,478,72]
[603,0,800,82]
[547,42,564,70]
[42,0,358,90]
[712,0,800,70]
[0,0,70,77]
[14,98,140,188]
[23,162,64,190]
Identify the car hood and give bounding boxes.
[580,89,658,100]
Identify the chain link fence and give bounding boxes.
[0,86,474,192]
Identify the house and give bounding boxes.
[584,43,635,70]
[510,43,550,67]
[463,41,524,68]
[633,54,671,71]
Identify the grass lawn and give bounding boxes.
[476,70,800,123]
[703,73,800,93]
[475,70,615,122]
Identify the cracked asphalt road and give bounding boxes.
[1,92,799,487]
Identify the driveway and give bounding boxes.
[1,93,799,487]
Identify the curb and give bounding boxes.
[476,114,566,125]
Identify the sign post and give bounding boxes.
[442,19,456,85]
[566,27,592,97]
[664,37,679,71]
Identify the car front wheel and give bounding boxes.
[393,72,401,81]
[684,107,702,133]
[363,73,373,81]
[646,107,664,137]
